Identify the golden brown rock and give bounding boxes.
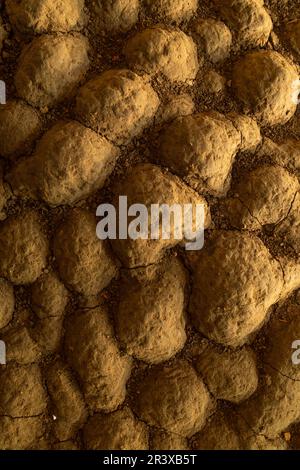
[189,231,284,346]
[0,364,47,417]
[0,100,41,158]
[0,211,48,285]
[15,34,89,108]
[227,165,299,229]
[47,361,87,441]
[76,70,159,145]
[232,50,299,126]
[144,0,198,24]
[0,278,14,329]
[159,112,242,196]
[6,0,86,34]
[9,121,119,206]
[111,163,211,268]
[124,27,199,84]
[53,209,118,296]
[83,407,148,450]
[214,0,273,48]
[92,0,139,33]
[195,345,258,403]
[116,257,187,363]
[64,307,132,412]
[133,360,213,437]
[31,271,69,319]
[193,18,232,63]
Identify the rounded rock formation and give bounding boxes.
[124,27,199,84]
[116,257,187,363]
[15,34,89,108]
[76,69,159,145]
[6,0,86,34]
[83,407,148,450]
[232,50,299,126]
[53,209,118,296]
[189,231,284,346]
[133,360,213,437]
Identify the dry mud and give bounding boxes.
[0,0,300,450]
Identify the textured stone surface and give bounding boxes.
[189,231,284,346]
[124,27,199,84]
[232,50,299,126]
[76,70,159,145]
[83,407,148,450]
[116,257,187,363]
[6,0,86,34]
[133,360,213,437]
[15,34,89,108]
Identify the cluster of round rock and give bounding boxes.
[0,0,300,451]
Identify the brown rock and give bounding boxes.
[76,70,159,145]
[0,211,48,285]
[53,209,118,296]
[0,100,41,158]
[6,0,86,34]
[116,257,187,363]
[15,34,89,108]
[189,231,284,346]
[232,50,299,126]
[124,27,199,84]
[64,307,132,411]
[133,360,213,437]
[83,407,148,450]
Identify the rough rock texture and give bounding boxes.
[0,211,48,285]
[0,416,45,450]
[189,231,284,346]
[144,0,198,24]
[124,27,199,84]
[92,0,139,33]
[3,325,41,364]
[238,306,300,438]
[285,19,300,59]
[15,34,89,108]
[227,165,299,229]
[53,209,118,296]
[192,412,241,450]
[232,50,299,126]
[76,69,159,145]
[155,93,195,124]
[6,0,86,34]
[9,121,119,205]
[151,430,188,450]
[46,361,87,441]
[0,364,47,417]
[0,279,14,329]
[133,360,213,437]
[83,407,148,450]
[0,100,41,158]
[110,163,211,267]
[226,112,261,151]
[193,18,232,63]
[31,271,69,319]
[274,191,300,254]
[195,345,259,403]
[159,112,242,196]
[116,257,187,363]
[64,307,132,411]
[214,0,273,48]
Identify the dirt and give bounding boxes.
[1,0,300,451]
